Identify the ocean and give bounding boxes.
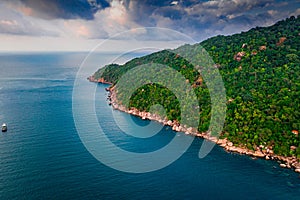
[0,52,299,199]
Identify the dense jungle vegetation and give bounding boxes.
[92,16,300,157]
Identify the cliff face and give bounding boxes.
[91,16,300,171]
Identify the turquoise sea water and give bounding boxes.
[0,52,299,199]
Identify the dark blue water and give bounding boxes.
[0,53,299,199]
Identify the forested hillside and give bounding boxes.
[91,16,300,158]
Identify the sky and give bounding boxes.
[0,0,299,52]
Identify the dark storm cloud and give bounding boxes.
[123,0,300,40]
[1,0,299,41]
[153,6,186,20]
[11,0,110,20]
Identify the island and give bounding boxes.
[89,16,300,173]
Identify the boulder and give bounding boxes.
[187,127,193,133]
[234,51,246,61]
[253,151,265,158]
[227,142,233,147]
[280,164,287,168]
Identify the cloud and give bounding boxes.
[122,0,299,40]
[66,0,192,41]
[61,0,142,39]
[6,0,110,20]
[1,0,300,44]
[0,2,58,36]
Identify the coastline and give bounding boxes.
[91,79,300,173]
[87,76,113,85]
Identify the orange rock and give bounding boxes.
[276,37,287,46]
[259,45,267,51]
[233,51,246,61]
[251,51,258,55]
[280,163,287,168]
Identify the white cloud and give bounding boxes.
[60,0,145,39]
[0,2,58,36]
[0,0,299,51]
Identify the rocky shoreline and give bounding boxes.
[101,83,300,173]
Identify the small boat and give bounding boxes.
[2,123,7,132]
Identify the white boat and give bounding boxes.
[2,123,7,132]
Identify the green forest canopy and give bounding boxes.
[92,16,300,158]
